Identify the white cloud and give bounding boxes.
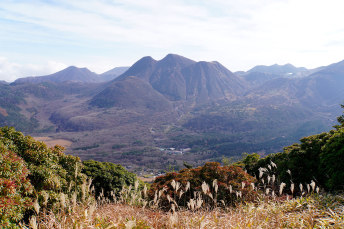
[0,57,67,82]
[1,0,344,78]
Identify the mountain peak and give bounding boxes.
[159,54,195,67]
[13,66,99,84]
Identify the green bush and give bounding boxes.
[240,105,344,191]
[82,160,138,199]
[0,143,33,228]
[320,127,344,190]
[0,126,87,211]
[149,162,257,210]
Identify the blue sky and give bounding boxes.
[1,0,344,81]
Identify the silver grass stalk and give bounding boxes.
[81,181,87,201]
[229,185,233,194]
[271,161,277,168]
[185,181,190,192]
[179,190,184,198]
[158,189,164,198]
[265,188,270,195]
[175,181,181,192]
[290,183,295,194]
[279,182,286,195]
[187,199,195,210]
[241,182,245,190]
[307,184,310,193]
[87,178,93,191]
[33,199,40,215]
[41,191,49,206]
[212,179,217,188]
[171,180,176,190]
[299,183,303,193]
[143,184,148,198]
[134,180,139,191]
[287,169,291,176]
[272,174,276,183]
[60,193,66,209]
[310,180,316,192]
[153,190,158,204]
[220,200,225,206]
[72,192,77,209]
[167,194,172,203]
[201,181,210,194]
[250,183,255,190]
[208,192,214,199]
[196,196,203,209]
[213,179,218,193]
[171,203,176,212]
[88,202,96,220]
[29,216,38,229]
[259,167,264,178]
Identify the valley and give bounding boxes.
[1,54,343,173]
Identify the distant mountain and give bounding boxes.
[100,54,246,106]
[248,63,307,75]
[0,80,8,85]
[297,60,344,106]
[238,64,312,87]
[13,66,100,84]
[100,66,129,82]
[246,59,344,110]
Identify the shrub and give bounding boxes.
[82,160,139,199]
[149,162,257,210]
[240,108,344,191]
[0,143,33,228]
[0,126,87,211]
[320,127,344,190]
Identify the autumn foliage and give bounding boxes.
[149,162,257,210]
[0,143,33,227]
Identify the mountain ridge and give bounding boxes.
[1,54,343,172]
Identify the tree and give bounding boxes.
[336,104,344,127]
[0,126,86,210]
[320,128,344,190]
[82,160,138,198]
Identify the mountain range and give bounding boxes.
[0,54,343,172]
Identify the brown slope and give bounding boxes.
[90,76,172,111]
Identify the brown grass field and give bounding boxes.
[34,136,73,148]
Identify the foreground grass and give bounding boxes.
[33,193,344,228]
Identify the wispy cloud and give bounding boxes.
[0,57,67,82]
[1,0,344,79]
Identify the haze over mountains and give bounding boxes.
[0,54,343,172]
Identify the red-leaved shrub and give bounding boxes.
[149,162,257,210]
[0,143,33,227]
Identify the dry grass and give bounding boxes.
[33,136,73,148]
[29,193,344,229]
[93,194,344,229]
[26,162,344,228]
